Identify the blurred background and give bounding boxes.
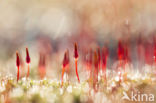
[0,0,156,80]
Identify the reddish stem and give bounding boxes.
[102,65,106,80]
[16,52,20,82]
[93,51,99,91]
[17,66,19,82]
[61,66,65,86]
[26,47,31,78]
[97,47,101,70]
[38,53,46,79]
[75,59,80,83]
[102,46,108,80]
[154,43,156,64]
[27,64,29,78]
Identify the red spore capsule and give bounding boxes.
[26,47,30,64]
[74,43,79,59]
[16,52,20,67]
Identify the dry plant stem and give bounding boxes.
[75,59,80,83]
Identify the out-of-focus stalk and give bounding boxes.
[26,47,31,78]
[16,51,20,82]
[74,43,80,83]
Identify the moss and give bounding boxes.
[11,95,28,103]
[22,85,28,92]
[73,95,81,103]
[30,94,46,103]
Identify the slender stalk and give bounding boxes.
[74,43,80,83]
[102,65,106,81]
[102,46,108,81]
[16,51,20,82]
[75,59,80,83]
[93,51,99,91]
[97,47,101,70]
[61,66,65,86]
[119,60,122,82]
[26,47,30,78]
[17,66,19,82]
[27,64,29,78]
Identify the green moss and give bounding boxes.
[11,95,28,103]
[73,95,80,103]
[30,94,46,103]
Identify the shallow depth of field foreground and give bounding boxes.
[0,0,156,103]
